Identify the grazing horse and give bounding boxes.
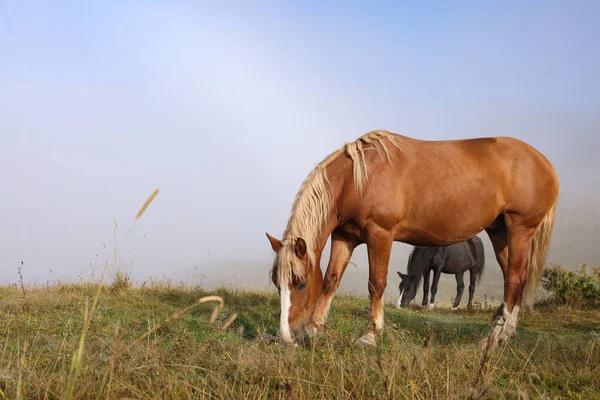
[396,236,486,310]
[266,130,558,349]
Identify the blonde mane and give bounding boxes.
[273,130,403,284]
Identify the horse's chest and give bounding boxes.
[338,221,365,241]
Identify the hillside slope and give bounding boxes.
[0,284,598,399]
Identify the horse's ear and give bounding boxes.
[397,271,406,279]
[295,237,307,259]
[266,232,282,252]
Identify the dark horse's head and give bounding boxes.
[397,247,430,308]
[396,271,419,308]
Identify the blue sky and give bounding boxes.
[1,1,599,288]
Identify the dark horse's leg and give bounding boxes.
[467,269,477,309]
[428,266,443,309]
[453,272,465,309]
[421,268,431,307]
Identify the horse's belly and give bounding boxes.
[394,204,499,247]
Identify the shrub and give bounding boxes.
[541,264,600,309]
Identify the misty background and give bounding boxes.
[1,1,599,305]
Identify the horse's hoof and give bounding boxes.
[427,303,435,309]
[451,306,459,311]
[480,334,508,351]
[481,325,512,351]
[304,323,320,337]
[480,336,490,350]
[280,336,298,346]
[358,332,377,347]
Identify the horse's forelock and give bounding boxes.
[274,242,307,286]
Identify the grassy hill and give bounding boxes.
[0,283,598,399]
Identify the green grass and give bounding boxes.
[0,283,598,399]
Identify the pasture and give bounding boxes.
[3,2,599,399]
[1,281,598,399]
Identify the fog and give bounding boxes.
[1,2,599,304]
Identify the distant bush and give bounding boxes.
[541,264,600,309]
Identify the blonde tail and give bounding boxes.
[523,201,558,307]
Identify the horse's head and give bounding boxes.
[266,232,323,343]
[396,271,418,308]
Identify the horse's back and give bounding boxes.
[403,134,558,218]
[335,131,559,246]
[439,240,477,273]
[393,134,553,168]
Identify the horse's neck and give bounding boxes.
[409,253,430,277]
[313,216,339,267]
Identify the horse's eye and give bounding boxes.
[296,282,307,291]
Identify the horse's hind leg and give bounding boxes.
[484,216,537,349]
[358,228,393,346]
[467,269,477,309]
[482,221,509,348]
[453,272,465,310]
[486,220,508,279]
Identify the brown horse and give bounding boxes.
[266,130,558,348]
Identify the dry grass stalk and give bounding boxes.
[62,189,161,399]
[96,327,123,400]
[221,313,238,331]
[16,342,27,400]
[64,299,89,400]
[136,189,159,221]
[119,188,161,249]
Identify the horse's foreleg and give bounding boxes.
[358,229,393,347]
[421,269,430,307]
[309,231,358,333]
[453,272,465,310]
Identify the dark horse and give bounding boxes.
[396,236,485,310]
